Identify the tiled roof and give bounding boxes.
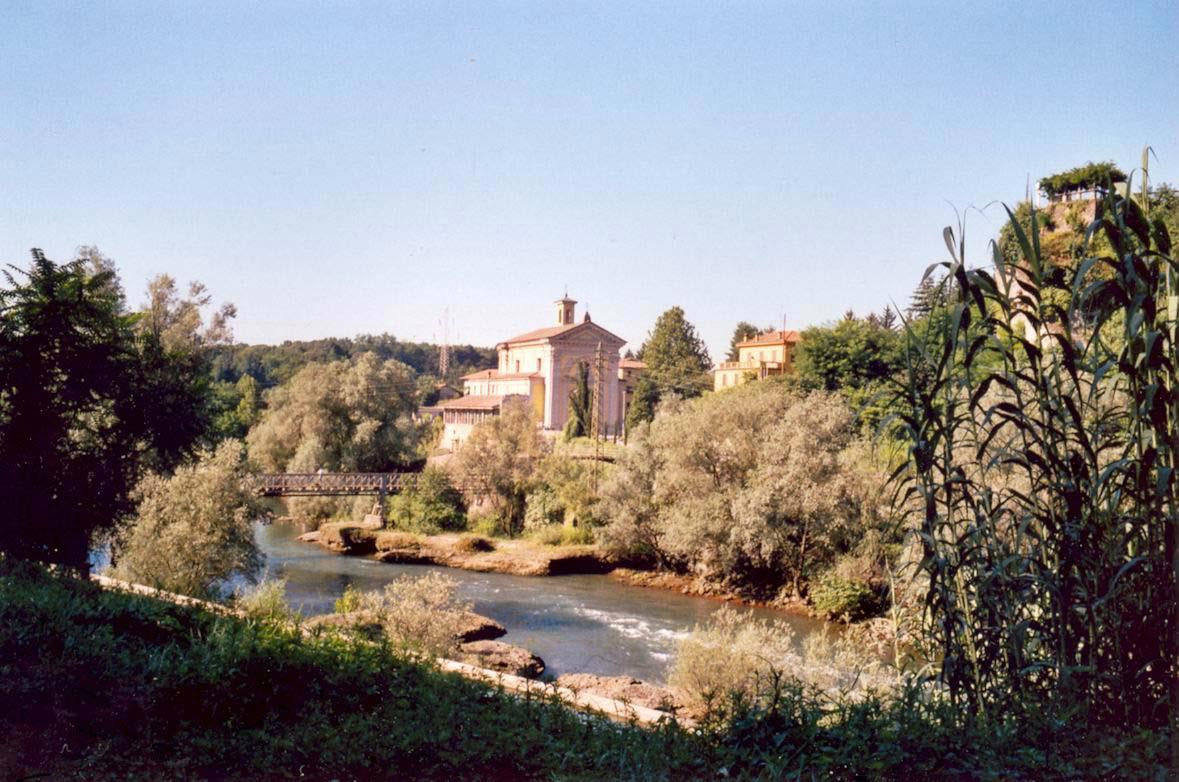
[737,330,802,347]
[434,395,508,411]
[460,369,500,380]
[619,358,647,369]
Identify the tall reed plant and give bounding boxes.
[893,167,1177,744]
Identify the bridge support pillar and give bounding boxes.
[377,474,388,528]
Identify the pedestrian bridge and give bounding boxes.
[250,472,418,498]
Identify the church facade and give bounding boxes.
[435,296,629,450]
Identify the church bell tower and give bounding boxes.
[555,294,577,326]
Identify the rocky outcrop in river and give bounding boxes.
[459,640,545,678]
[303,608,507,645]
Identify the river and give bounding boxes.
[256,521,834,684]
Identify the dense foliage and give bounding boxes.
[792,315,905,430]
[0,250,226,572]
[600,383,890,600]
[246,352,423,473]
[895,179,1178,741]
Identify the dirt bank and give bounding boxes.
[300,523,614,577]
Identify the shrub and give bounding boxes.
[809,572,880,621]
[528,525,565,546]
[235,577,293,622]
[357,571,471,657]
[468,510,508,538]
[669,606,798,714]
[453,534,495,554]
[385,467,466,534]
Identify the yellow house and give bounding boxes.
[713,330,801,391]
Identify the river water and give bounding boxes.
[256,521,833,684]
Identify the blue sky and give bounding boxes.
[3,1,1177,359]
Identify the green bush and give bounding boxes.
[385,467,467,534]
[809,572,879,621]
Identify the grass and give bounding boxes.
[0,557,1168,780]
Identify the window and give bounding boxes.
[515,360,520,373]
[536,358,542,372]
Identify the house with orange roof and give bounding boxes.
[713,329,802,391]
[435,296,634,450]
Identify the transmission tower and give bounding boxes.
[438,308,452,379]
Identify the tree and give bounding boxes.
[131,274,237,472]
[451,400,549,535]
[726,321,760,361]
[624,375,659,435]
[385,466,467,533]
[906,273,951,319]
[631,307,712,425]
[599,383,883,599]
[563,361,591,440]
[793,317,904,394]
[0,250,142,571]
[246,352,421,473]
[110,440,261,599]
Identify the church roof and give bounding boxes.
[499,323,580,345]
[499,320,626,348]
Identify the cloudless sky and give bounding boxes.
[3,1,1177,359]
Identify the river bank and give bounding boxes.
[298,521,818,618]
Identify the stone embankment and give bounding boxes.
[299,523,613,577]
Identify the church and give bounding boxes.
[435,296,631,450]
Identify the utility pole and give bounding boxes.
[591,341,604,490]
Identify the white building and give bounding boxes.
[435,296,630,450]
